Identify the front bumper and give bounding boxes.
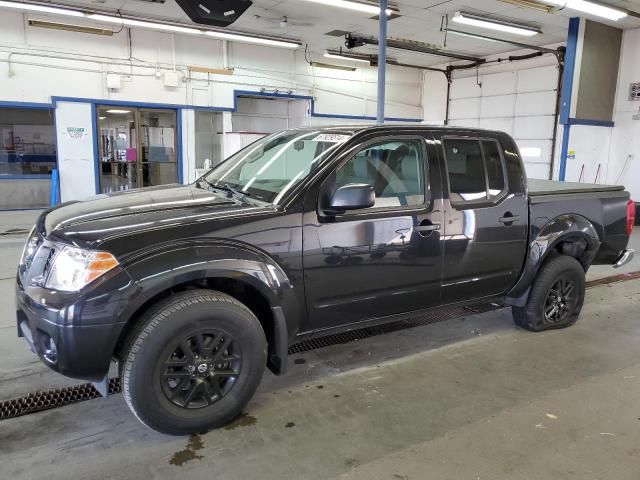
[15,270,138,382]
[613,249,635,269]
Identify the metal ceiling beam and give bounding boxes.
[345,34,484,63]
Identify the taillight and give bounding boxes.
[627,199,636,236]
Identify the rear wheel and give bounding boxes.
[512,255,586,332]
[120,289,267,435]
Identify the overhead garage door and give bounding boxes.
[448,64,560,180]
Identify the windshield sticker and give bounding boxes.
[312,133,351,143]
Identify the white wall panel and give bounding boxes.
[480,72,516,96]
[55,102,97,202]
[449,98,481,120]
[514,116,555,140]
[515,91,557,116]
[524,162,551,179]
[480,95,515,118]
[516,65,559,93]
[479,118,514,135]
[449,118,480,128]
[450,77,482,99]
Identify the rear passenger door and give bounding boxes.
[433,133,528,303]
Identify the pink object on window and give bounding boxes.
[126,148,137,162]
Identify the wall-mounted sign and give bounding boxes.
[65,127,87,140]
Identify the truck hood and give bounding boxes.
[43,184,271,245]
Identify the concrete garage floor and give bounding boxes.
[1,210,640,480]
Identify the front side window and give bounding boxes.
[335,139,426,209]
[443,138,507,205]
[203,130,352,204]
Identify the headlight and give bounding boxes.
[20,225,38,265]
[45,245,119,292]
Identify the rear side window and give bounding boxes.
[482,140,506,199]
[443,138,507,205]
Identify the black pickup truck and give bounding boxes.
[16,125,635,435]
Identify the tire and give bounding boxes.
[120,289,267,435]
[512,255,586,332]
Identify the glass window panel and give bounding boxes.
[0,107,56,176]
[443,139,487,204]
[335,139,425,209]
[482,140,506,199]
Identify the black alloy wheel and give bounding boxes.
[161,331,241,409]
[543,276,578,325]
[512,255,586,332]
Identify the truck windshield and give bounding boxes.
[201,130,352,205]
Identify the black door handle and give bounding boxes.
[499,213,520,225]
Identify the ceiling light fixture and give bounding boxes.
[88,14,203,35]
[447,29,500,42]
[203,30,300,49]
[497,0,553,13]
[300,0,397,16]
[28,19,113,35]
[105,109,131,114]
[0,0,84,16]
[324,51,371,63]
[310,61,357,72]
[543,0,626,21]
[452,11,541,36]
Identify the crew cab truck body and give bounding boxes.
[16,126,635,435]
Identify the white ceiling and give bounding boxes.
[53,0,640,65]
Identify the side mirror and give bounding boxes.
[328,183,375,213]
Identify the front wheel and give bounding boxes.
[120,290,267,435]
[512,255,586,332]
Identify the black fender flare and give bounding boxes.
[117,239,301,374]
[506,214,600,307]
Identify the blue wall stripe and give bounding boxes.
[568,118,615,127]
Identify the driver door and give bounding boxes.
[302,135,444,332]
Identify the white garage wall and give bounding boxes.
[559,27,640,200]
[604,28,640,199]
[448,63,560,180]
[0,11,423,121]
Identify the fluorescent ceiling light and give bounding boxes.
[0,0,84,16]
[447,29,500,42]
[452,11,540,36]
[99,116,106,119]
[28,19,113,35]
[204,31,299,49]
[105,109,131,114]
[544,0,626,21]
[310,61,357,72]
[520,147,542,158]
[300,0,395,16]
[324,51,371,63]
[88,14,203,35]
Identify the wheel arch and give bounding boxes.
[506,213,600,307]
[114,242,301,375]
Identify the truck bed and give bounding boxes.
[528,179,624,196]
